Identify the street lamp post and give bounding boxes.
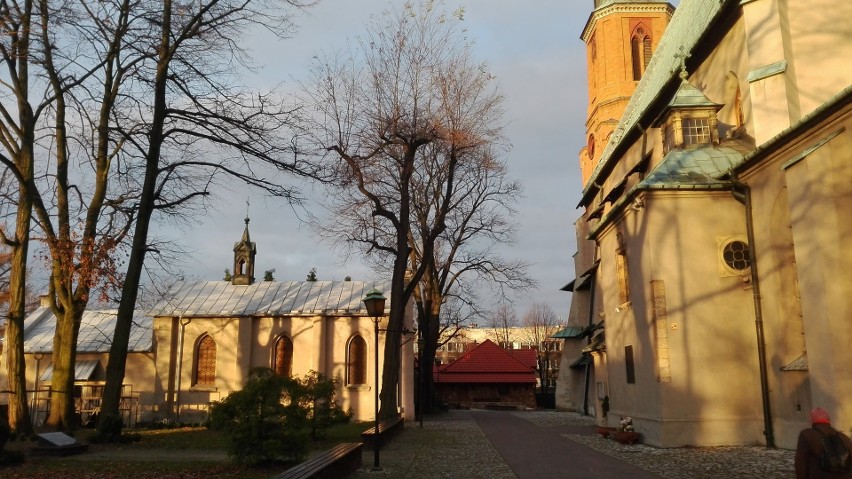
[417,333,425,429]
[363,288,386,472]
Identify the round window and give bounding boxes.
[723,240,751,271]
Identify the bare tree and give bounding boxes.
[489,302,518,347]
[408,144,534,413]
[0,0,49,433]
[100,0,319,430]
[1,0,317,432]
[303,2,506,418]
[520,302,561,388]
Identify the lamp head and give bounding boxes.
[363,288,386,321]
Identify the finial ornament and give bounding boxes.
[245,197,251,223]
[675,46,692,80]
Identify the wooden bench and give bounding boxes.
[273,442,363,479]
[360,416,404,450]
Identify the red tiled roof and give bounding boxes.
[434,339,536,384]
[507,348,538,369]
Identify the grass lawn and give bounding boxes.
[1,421,368,479]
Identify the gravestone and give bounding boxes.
[33,431,88,456]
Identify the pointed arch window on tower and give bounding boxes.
[194,334,217,387]
[631,27,653,81]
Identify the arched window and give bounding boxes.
[347,335,367,385]
[273,335,293,377]
[631,26,653,81]
[194,334,217,387]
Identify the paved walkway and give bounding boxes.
[473,410,659,478]
[352,409,795,478]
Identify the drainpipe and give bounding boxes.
[174,316,191,422]
[731,181,775,448]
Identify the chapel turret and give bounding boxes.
[232,217,256,285]
[579,0,674,186]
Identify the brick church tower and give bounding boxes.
[579,0,673,186]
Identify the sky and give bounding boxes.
[163,1,593,320]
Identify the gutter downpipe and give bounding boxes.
[731,179,775,448]
[175,316,191,422]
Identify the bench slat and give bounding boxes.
[274,442,362,479]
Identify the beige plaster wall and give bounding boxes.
[595,192,764,447]
[153,313,412,424]
[775,117,852,444]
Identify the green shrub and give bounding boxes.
[209,368,348,465]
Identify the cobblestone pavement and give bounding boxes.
[352,411,515,478]
[353,410,796,478]
[520,411,795,479]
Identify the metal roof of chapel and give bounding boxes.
[23,308,152,354]
[149,279,392,318]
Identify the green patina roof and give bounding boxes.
[552,326,587,339]
[639,143,747,187]
[666,80,723,110]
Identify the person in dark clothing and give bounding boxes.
[795,407,852,479]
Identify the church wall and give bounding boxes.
[689,17,751,138]
[556,219,599,414]
[739,162,810,450]
[564,0,851,450]
[784,1,852,118]
[741,0,852,146]
[329,315,385,422]
[740,110,852,447]
[152,313,407,423]
[595,191,765,447]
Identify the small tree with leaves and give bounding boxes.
[264,269,276,281]
[209,368,348,465]
[306,267,317,281]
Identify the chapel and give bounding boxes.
[5,218,413,425]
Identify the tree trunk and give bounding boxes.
[378,253,407,419]
[1,0,36,436]
[4,179,33,434]
[45,307,82,430]
[100,0,171,428]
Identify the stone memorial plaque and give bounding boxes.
[37,432,79,448]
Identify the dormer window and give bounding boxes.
[655,74,723,154]
[660,109,719,154]
[682,117,711,146]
